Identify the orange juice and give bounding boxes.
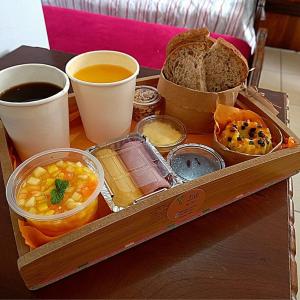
[74,64,133,83]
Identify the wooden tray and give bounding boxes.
[1,76,300,290]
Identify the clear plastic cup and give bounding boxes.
[0,64,70,161]
[6,148,104,236]
[66,50,140,144]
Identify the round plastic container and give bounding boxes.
[6,148,104,236]
[133,85,161,121]
[136,115,187,155]
[167,144,225,182]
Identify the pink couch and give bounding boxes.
[43,5,251,70]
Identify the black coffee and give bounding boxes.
[0,82,62,103]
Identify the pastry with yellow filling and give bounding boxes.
[219,120,272,155]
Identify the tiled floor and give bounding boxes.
[259,47,300,297]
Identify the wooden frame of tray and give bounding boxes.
[0,75,300,290]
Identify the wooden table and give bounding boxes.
[0,46,297,299]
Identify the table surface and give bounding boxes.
[0,46,296,299]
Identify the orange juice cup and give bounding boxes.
[65,50,140,144]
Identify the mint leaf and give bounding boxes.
[50,179,69,205]
[55,179,69,191]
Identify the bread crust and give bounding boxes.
[166,28,214,56]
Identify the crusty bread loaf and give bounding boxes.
[166,28,214,56]
[163,42,211,91]
[204,38,249,92]
[163,28,249,93]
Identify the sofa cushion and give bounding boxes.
[43,5,251,70]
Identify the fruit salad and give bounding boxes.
[17,160,98,216]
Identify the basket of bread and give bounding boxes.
[157,28,249,133]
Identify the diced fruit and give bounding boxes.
[47,164,59,174]
[28,207,37,214]
[37,203,48,212]
[65,187,75,193]
[27,177,40,185]
[66,166,75,173]
[51,171,60,177]
[31,191,42,196]
[75,167,84,175]
[65,198,76,209]
[46,178,55,187]
[72,192,82,201]
[78,174,88,180]
[33,166,47,177]
[36,195,46,202]
[44,210,55,215]
[25,197,36,208]
[26,185,41,192]
[65,172,74,180]
[76,162,83,167]
[57,172,65,179]
[56,160,65,167]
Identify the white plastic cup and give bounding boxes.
[0,64,70,161]
[65,50,139,144]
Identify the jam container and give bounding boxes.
[136,115,187,155]
[133,85,161,121]
[167,144,225,182]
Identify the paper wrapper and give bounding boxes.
[157,72,242,133]
[213,104,283,165]
[18,194,112,249]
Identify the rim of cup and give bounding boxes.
[0,64,70,107]
[65,50,140,87]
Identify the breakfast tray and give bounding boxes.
[1,75,300,290]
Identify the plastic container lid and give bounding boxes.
[136,115,187,153]
[167,144,225,181]
[6,148,104,221]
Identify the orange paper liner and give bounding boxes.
[18,194,112,249]
[214,103,267,133]
[282,137,297,149]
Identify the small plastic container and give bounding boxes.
[136,115,187,155]
[6,148,104,236]
[167,144,225,182]
[133,85,161,121]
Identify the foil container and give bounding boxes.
[87,134,180,212]
[167,143,225,182]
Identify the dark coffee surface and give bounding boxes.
[0,82,61,103]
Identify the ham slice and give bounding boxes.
[119,141,170,195]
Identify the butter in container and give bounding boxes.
[136,115,187,155]
[89,134,178,211]
[167,144,225,182]
[133,86,161,121]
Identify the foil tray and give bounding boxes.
[87,134,181,212]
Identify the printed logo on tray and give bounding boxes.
[167,188,205,224]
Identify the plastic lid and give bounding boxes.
[167,144,225,181]
[136,115,187,150]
